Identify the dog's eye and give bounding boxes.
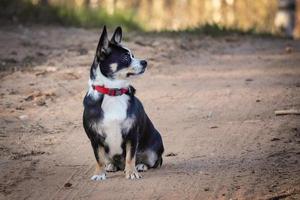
[120,54,131,66]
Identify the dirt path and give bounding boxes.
[0,25,300,200]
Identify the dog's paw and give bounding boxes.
[136,164,148,172]
[105,163,117,172]
[125,170,141,180]
[91,173,106,181]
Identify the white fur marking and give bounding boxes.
[91,173,106,181]
[136,164,148,172]
[146,150,157,167]
[101,94,129,156]
[88,64,135,158]
[110,63,118,72]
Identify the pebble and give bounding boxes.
[19,115,28,120]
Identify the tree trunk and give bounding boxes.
[295,0,300,38]
[40,0,48,6]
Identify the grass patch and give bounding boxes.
[146,23,276,38]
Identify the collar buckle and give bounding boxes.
[114,89,122,96]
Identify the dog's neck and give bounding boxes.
[88,65,130,99]
[93,65,129,88]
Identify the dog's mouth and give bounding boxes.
[126,68,145,77]
[126,73,135,77]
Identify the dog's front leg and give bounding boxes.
[91,145,107,181]
[125,141,141,179]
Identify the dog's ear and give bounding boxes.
[96,26,109,61]
[111,26,122,44]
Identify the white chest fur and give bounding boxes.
[89,66,134,157]
[100,95,131,157]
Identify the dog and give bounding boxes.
[83,26,164,180]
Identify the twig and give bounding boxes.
[275,109,300,116]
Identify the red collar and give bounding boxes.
[92,85,129,96]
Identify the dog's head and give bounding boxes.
[90,26,147,81]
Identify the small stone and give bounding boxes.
[204,187,209,191]
[8,90,18,95]
[36,99,46,106]
[270,138,280,141]
[46,67,57,72]
[165,152,177,157]
[285,46,293,53]
[16,106,25,110]
[19,115,28,120]
[78,48,88,55]
[36,52,45,56]
[64,182,72,188]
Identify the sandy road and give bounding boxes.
[0,25,300,200]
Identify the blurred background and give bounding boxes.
[1,1,300,199]
[1,0,300,38]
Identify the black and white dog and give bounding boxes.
[83,26,164,180]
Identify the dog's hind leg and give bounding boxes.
[136,148,163,170]
[91,145,107,181]
[136,150,161,170]
[136,163,148,172]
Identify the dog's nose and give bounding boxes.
[140,60,147,68]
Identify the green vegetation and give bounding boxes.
[147,24,276,38]
[0,0,142,31]
[0,0,277,37]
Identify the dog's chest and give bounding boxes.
[99,95,132,156]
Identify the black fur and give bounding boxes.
[83,88,164,170]
[83,26,164,173]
